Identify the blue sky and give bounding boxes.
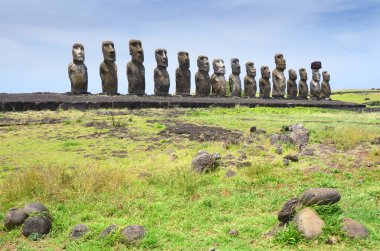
[0,0,379,93]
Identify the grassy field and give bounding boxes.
[331,91,380,107]
[0,106,379,250]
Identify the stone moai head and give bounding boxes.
[197,55,210,72]
[289,69,297,80]
[322,71,330,81]
[274,53,286,71]
[72,43,85,62]
[231,58,241,75]
[129,39,144,64]
[246,61,256,77]
[155,48,168,67]
[261,66,271,79]
[311,61,322,82]
[213,59,225,74]
[299,68,308,80]
[312,70,321,82]
[178,51,190,69]
[102,41,116,62]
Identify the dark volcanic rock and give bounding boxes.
[284,154,298,162]
[120,225,146,243]
[250,126,257,133]
[277,198,300,224]
[371,137,380,145]
[192,150,220,173]
[300,188,341,206]
[289,124,309,150]
[237,161,252,168]
[229,229,239,237]
[100,224,119,237]
[4,208,27,230]
[70,224,89,238]
[22,216,52,237]
[24,202,49,217]
[270,134,291,145]
[225,170,237,178]
[275,147,283,155]
[342,218,369,238]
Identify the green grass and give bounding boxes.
[0,107,379,250]
[332,91,380,106]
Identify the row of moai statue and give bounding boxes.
[68,41,331,100]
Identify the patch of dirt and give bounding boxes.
[0,117,64,127]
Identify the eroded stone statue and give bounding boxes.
[175,51,191,96]
[127,40,145,95]
[321,71,331,100]
[68,43,88,94]
[287,69,298,99]
[298,68,308,99]
[195,55,211,96]
[259,66,271,98]
[100,41,118,94]
[229,58,242,97]
[310,61,322,100]
[244,61,257,98]
[211,59,226,96]
[272,54,286,99]
[154,49,170,96]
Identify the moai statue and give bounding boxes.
[272,53,286,99]
[175,51,191,96]
[259,66,271,98]
[195,55,211,96]
[154,49,170,96]
[210,59,226,96]
[100,41,118,94]
[298,68,309,99]
[287,69,298,99]
[229,58,242,97]
[244,61,257,98]
[310,61,322,100]
[127,40,145,95]
[321,71,331,100]
[68,43,88,94]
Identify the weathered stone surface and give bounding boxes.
[278,198,300,224]
[320,71,331,100]
[4,208,27,230]
[121,225,146,243]
[192,150,220,173]
[24,202,49,217]
[275,147,283,155]
[176,51,191,96]
[237,161,252,168]
[300,188,341,206]
[127,40,145,95]
[287,69,298,99]
[270,134,292,145]
[100,224,119,237]
[195,55,211,96]
[259,66,271,98]
[68,43,88,94]
[244,61,257,98]
[326,235,338,245]
[372,137,380,145]
[295,208,324,239]
[229,58,242,97]
[283,158,289,166]
[100,41,118,94]
[22,216,52,237]
[211,59,226,96]
[310,68,321,100]
[272,54,286,98]
[289,124,309,150]
[229,229,239,237]
[154,48,170,96]
[298,68,308,99]
[342,218,369,238]
[70,224,89,238]
[226,170,237,178]
[285,154,298,162]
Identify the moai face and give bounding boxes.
[155,49,168,67]
[274,53,286,71]
[299,68,308,80]
[72,43,85,62]
[322,71,330,81]
[129,40,144,64]
[246,62,256,77]
[289,69,297,80]
[231,58,241,75]
[178,51,190,69]
[213,59,225,74]
[261,66,271,78]
[102,41,116,62]
[312,70,321,82]
[197,55,210,72]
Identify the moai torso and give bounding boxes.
[195,55,211,96]
[229,58,242,97]
[100,41,118,94]
[259,66,271,98]
[286,69,298,99]
[154,49,170,95]
[272,54,286,98]
[298,68,308,99]
[211,59,226,96]
[127,40,145,95]
[68,43,88,94]
[175,52,191,96]
[244,62,257,98]
[320,71,331,100]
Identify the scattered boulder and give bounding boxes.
[24,202,49,218]
[225,170,237,178]
[191,150,220,173]
[120,225,146,243]
[229,229,239,237]
[300,147,315,156]
[371,137,380,145]
[294,208,324,239]
[4,208,27,230]
[270,134,291,145]
[284,154,298,162]
[100,224,119,237]
[283,158,289,166]
[277,198,300,224]
[257,129,266,134]
[300,188,341,206]
[275,147,283,155]
[70,224,89,238]
[22,216,52,238]
[326,235,338,245]
[237,161,252,168]
[250,126,257,133]
[289,124,309,150]
[342,218,369,238]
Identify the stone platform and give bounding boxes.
[0,93,365,112]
